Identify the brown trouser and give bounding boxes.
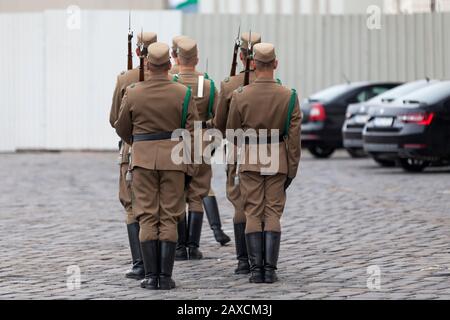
[239,171,287,234]
[119,163,136,224]
[132,168,185,242]
[227,164,246,223]
[187,163,212,213]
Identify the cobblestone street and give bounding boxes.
[1,150,450,300]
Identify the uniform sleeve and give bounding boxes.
[109,76,122,128]
[287,97,302,179]
[213,81,229,135]
[115,89,133,145]
[226,91,241,131]
[185,94,200,177]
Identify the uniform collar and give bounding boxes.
[178,70,199,76]
[254,77,277,83]
[148,73,171,81]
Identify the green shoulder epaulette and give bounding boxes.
[237,86,243,93]
[224,77,230,83]
[276,78,282,85]
[130,83,136,89]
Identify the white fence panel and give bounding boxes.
[0,10,182,152]
[44,10,182,150]
[0,13,45,152]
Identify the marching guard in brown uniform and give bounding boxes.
[171,38,230,260]
[214,32,261,274]
[169,35,189,75]
[226,43,302,283]
[115,42,199,290]
[109,32,157,280]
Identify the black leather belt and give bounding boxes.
[133,132,173,142]
[244,136,284,144]
[228,136,285,145]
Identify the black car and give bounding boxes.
[301,82,401,158]
[363,81,450,172]
[342,79,438,163]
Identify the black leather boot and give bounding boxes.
[125,223,145,280]
[159,241,177,290]
[264,232,281,283]
[187,211,203,260]
[140,240,159,290]
[234,223,250,274]
[246,232,264,283]
[203,196,231,246]
[175,215,188,261]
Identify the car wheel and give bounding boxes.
[308,146,335,159]
[346,148,367,158]
[372,156,397,167]
[399,158,429,173]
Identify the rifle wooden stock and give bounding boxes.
[244,55,250,86]
[139,56,145,82]
[127,33,133,70]
[230,42,239,77]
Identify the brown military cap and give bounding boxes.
[137,32,158,47]
[148,42,170,65]
[172,35,189,51]
[241,32,261,49]
[177,38,198,59]
[253,43,276,63]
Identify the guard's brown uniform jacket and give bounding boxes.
[110,68,150,224]
[115,74,199,242]
[214,70,257,223]
[226,78,302,234]
[174,71,218,213]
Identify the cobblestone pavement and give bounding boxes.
[1,150,450,300]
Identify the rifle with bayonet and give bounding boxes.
[139,28,146,82]
[243,29,252,86]
[127,11,133,71]
[230,24,241,77]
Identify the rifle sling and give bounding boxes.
[283,89,297,138]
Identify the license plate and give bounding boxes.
[374,117,394,127]
[354,115,369,124]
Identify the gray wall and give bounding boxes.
[183,13,450,98]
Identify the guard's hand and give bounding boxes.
[185,174,193,190]
[284,177,293,191]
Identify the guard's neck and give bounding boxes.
[255,69,274,80]
[179,65,196,73]
[149,70,168,77]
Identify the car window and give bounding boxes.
[398,81,450,105]
[310,84,355,102]
[369,80,438,104]
[350,86,391,104]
